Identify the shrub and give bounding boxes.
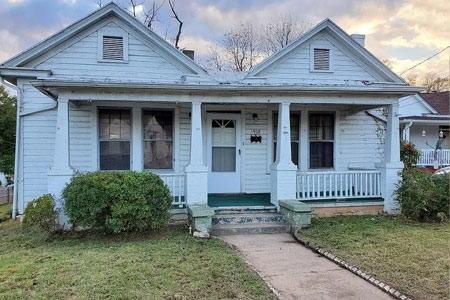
[400,141,420,168]
[395,169,449,222]
[22,194,58,233]
[63,171,172,233]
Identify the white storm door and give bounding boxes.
[207,114,241,194]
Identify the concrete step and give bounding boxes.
[212,213,285,225]
[211,223,290,235]
[213,206,277,214]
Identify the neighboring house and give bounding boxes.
[399,92,450,168]
[0,3,420,220]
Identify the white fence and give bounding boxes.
[296,171,382,200]
[417,149,450,167]
[159,173,185,207]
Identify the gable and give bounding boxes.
[32,19,186,82]
[246,19,405,85]
[256,32,378,84]
[2,3,209,82]
[399,94,436,117]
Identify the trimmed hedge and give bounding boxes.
[22,194,58,233]
[395,169,449,222]
[63,171,172,233]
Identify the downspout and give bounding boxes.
[1,78,21,219]
[402,121,413,142]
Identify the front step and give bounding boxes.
[212,223,290,235]
[212,213,285,225]
[213,206,277,214]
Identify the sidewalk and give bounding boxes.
[222,233,392,300]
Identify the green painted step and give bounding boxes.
[211,223,290,236]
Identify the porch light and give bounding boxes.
[252,113,258,121]
[439,130,444,138]
[422,129,426,137]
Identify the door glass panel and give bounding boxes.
[212,147,236,172]
[211,119,237,172]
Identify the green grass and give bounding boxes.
[0,221,277,300]
[297,215,450,300]
[0,203,12,219]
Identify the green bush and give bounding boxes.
[22,194,58,233]
[400,141,420,168]
[395,169,449,222]
[63,171,172,233]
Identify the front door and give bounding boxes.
[207,113,241,193]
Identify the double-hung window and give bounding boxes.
[143,110,173,169]
[272,111,300,166]
[99,109,131,170]
[309,113,334,168]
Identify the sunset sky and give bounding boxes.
[0,0,448,80]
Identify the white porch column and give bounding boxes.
[271,103,297,207]
[185,101,208,205]
[47,98,75,225]
[376,102,403,213]
[131,105,143,171]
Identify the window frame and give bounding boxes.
[309,43,334,73]
[98,107,132,171]
[97,27,129,63]
[142,109,175,171]
[271,111,301,167]
[308,112,336,169]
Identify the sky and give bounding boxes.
[0,0,449,81]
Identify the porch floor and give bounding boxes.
[208,193,273,207]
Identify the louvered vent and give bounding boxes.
[313,48,330,70]
[102,36,124,61]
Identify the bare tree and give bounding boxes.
[422,73,450,92]
[207,44,226,72]
[143,1,165,30]
[126,0,142,17]
[168,0,183,49]
[222,23,260,72]
[94,0,103,7]
[260,14,310,56]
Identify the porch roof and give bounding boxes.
[30,78,422,103]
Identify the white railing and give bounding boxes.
[159,173,185,207]
[417,149,450,167]
[296,171,382,200]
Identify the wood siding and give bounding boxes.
[36,20,185,82]
[258,33,377,84]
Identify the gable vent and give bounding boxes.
[313,48,330,71]
[102,36,124,61]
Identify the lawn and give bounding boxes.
[0,221,277,300]
[0,202,12,219]
[297,215,450,300]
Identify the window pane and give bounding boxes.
[144,141,173,169]
[309,114,334,141]
[99,109,131,140]
[143,110,173,140]
[212,147,236,172]
[100,141,130,170]
[310,142,333,168]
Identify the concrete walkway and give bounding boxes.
[222,233,392,300]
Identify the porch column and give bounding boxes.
[47,98,75,225]
[376,102,403,213]
[271,103,297,207]
[185,101,208,205]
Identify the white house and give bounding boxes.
[399,92,449,168]
[0,3,421,223]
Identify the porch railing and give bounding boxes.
[159,173,185,207]
[296,171,382,200]
[417,149,450,167]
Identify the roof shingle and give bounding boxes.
[420,91,449,115]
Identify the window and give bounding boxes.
[102,36,124,61]
[273,112,300,165]
[309,113,334,168]
[143,110,173,169]
[313,48,330,71]
[99,109,131,170]
[211,119,236,172]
